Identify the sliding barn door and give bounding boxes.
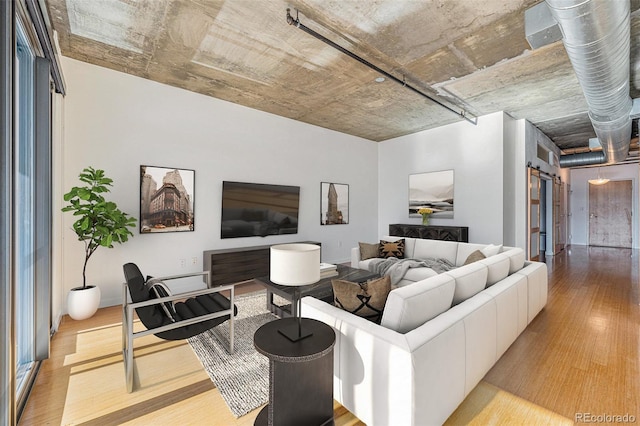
[528,168,541,261]
[553,179,566,254]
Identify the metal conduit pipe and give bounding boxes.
[285,8,477,125]
[547,0,632,166]
[558,150,606,168]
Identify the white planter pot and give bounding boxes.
[67,285,101,320]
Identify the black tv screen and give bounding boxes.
[221,181,300,238]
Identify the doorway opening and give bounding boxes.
[588,179,632,248]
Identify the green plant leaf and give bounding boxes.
[61,167,136,284]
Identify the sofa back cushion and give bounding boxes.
[478,253,510,287]
[445,262,488,305]
[413,239,458,264]
[401,267,438,286]
[381,274,455,333]
[502,247,526,274]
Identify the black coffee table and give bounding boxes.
[255,264,379,318]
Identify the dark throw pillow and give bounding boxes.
[379,239,405,259]
[332,276,391,323]
[464,250,486,265]
[359,242,380,260]
[146,279,177,322]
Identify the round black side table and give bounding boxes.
[254,317,336,426]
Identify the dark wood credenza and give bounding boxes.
[389,224,469,243]
[203,241,321,286]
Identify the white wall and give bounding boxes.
[524,121,568,256]
[525,121,562,174]
[58,57,378,312]
[52,91,65,330]
[377,111,506,244]
[569,163,639,248]
[503,116,527,249]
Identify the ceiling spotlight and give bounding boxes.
[375,77,385,83]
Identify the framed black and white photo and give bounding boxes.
[140,165,195,233]
[320,182,349,225]
[409,170,454,219]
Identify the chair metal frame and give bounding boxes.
[122,270,234,392]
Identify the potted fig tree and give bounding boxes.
[62,167,137,320]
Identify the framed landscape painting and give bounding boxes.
[140,165,195,233]
[409,170,454,219]
[321,182,349,225]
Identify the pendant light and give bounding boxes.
[588,167,610,185]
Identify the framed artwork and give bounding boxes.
[409,169,454,219]
[321,182,349,225]
[140,165,195,233]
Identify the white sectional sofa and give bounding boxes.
[301,236,548,426]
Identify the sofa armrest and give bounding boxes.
[302,296,472,426]
[351,247,361,268]
[515,261,548,323]
[301,296,408,351]
[301,296,414,426]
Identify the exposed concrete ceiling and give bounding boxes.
[45,0,640,154]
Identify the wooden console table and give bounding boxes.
[389,224,469,242]
[202,242,321,287]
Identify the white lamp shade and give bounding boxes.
[270,243,320,286]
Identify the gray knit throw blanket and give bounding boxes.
[367,257,456,286]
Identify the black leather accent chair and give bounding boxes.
[122,262,237,392]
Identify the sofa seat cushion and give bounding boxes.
[478,253,510,287]
[413,239,458,264]
[381,274,455,333]
[332,276,392,323]
[359,258,378,270]
[445,262,488,305]
[402,267,438,283]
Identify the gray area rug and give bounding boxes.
[187,290,278,418]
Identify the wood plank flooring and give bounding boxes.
[19,246,639,425]
[484,245,639,421]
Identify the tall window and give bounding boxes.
[3,1,59,422]
[15,18,37,402]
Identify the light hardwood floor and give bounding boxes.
[19,246,639,425]
[485,245,639,421]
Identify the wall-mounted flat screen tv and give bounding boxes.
[221,181,300,238]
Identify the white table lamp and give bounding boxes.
[270,243,320,341]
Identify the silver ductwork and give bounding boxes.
[547,0,632,166]
[558,150,605,168]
